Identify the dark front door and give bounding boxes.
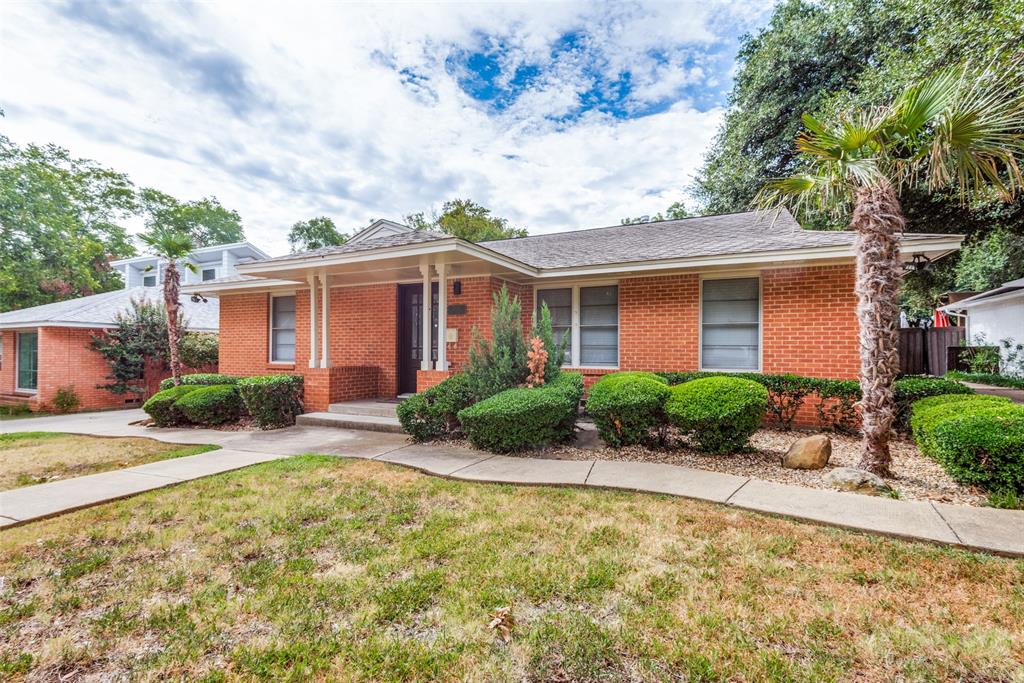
[398,283,438,394]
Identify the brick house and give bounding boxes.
[185,213,962,413]
[0,242,267,411]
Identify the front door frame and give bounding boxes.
[397,283,438,394]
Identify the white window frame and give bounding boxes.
[534,281,620,369]
[201,266,218,282]
[268,292,297,364]
[142,274,157,287]
[15,330,39,394]
[698,273,763,373]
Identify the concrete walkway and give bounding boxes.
[2,410,1022,557]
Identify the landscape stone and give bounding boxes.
[781,434,831,469]
[824,467,894,496]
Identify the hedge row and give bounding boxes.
[159,373,239,391]
[910,393,1024,494]
[457,372,584,452]
[946,371,1024,390]
[656,372,971,432]
[396,373,475,442]
[145,373,303,429]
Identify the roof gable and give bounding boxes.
[348,219,415,245]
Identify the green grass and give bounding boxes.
[1,456,1022,682]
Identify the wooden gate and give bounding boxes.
[897,327,966,376]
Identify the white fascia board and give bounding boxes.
[939,287,1024,312]
[181,278,302,295]
[533,238,964,279]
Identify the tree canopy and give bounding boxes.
[0,135,137,311]
[288,216,347,252]
[405,199,527,242]
[691,0,1024,318]
[621,201,691,225]
[139,188,245,247]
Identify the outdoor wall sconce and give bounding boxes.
[453,280,462,295]
[905,253,931,273]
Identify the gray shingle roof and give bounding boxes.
[0,287,219,331]
[478,210,953,269]
[256,230,449,263]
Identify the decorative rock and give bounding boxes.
[824,467,894,496]
[781,434,831,470]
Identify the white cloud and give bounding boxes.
[0,1,773,256]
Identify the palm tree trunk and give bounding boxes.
[851,182,904,477]
[164,261,183,385]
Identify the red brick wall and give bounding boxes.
[416,369,451,392]
[762,264,859,379]
[619,274,701,372]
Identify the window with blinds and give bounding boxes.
[580,285,618,366]
[536,288,572,363]
[270,295,296,362]
[701,278,760,371]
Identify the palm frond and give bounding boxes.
[139,230,195,260]
[891,70,959,138]
[755,173,851,219]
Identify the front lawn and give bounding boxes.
[0,433,217,490]
[2,457,1022,681]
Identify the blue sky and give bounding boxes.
[0,1,775,255]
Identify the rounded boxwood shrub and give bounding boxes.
[665,376,768,454]
[930,405,1024,493]
[238,374,304,429]
[159,373,239,391]
[586,372,671,447]
[397,373,475,442]
[911,395,1013,456]
[143,384,201,427]
[458,372,583,453]
[174,384,242,425]
[892,377,973,432]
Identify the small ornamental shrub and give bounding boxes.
[143,385,200,426]
[52,387,81,414]
[665,377,768,454]
[179,332,219,368]
[397,373,475,442]
[893,377,973,432]
[532,302,567,383]
[655,371,814,430]
[458,372,583,452]
[930,405,1024,493]
[465,285,529,400]
[586,372,671,447]
[238,374,304,429]
[814,379,861,434]
[526,336,548,388]
[174,384,242,425]
[910,394,1013,456]
[159,373,239,391]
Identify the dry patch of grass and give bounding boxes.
[1,456,1022,682]
[0,433,217,490]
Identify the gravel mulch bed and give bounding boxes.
[537,427,986,507]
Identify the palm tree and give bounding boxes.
[758,66,1024,476]
[139,230,195,386]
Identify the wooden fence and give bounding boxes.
[897,327,965,377]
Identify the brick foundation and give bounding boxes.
[416,369,452,392]
[303,366,381,411]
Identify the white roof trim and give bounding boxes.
[940,287,1024,312]
[347,219,414,245]
[181,277,304,295]
[110,240,270,266]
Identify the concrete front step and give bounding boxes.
[296,412,404,433]
[326,400,399,418]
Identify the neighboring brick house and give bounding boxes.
[0,242,268,411]
[186,214,962,413]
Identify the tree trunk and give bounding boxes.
[851,182,904,477]
[164,261,183,386]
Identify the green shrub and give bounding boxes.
[159,373,239,391]
[143,385,201,426]
[179,332,219,368]
[665,377,768,454]
[946,371,1024,390]
[586,372,671,447]
[52,387,81,414]
[910,394,1013,456]
[930,405,1024,493]
[237,374,304,429]
[893,377,973,432]
[465,285,529,400]
[174,384,242,426]
[397,373,475,441]
[458,372,583,452]
[656,371,815,429]
[532,302,568,384]
[814,379,861,434]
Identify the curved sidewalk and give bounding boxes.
[1,410,1022,558]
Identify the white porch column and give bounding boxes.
[307,273,318,368]
[420,261,432,371]
[435,261,447,371]
[319,269,331,368]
